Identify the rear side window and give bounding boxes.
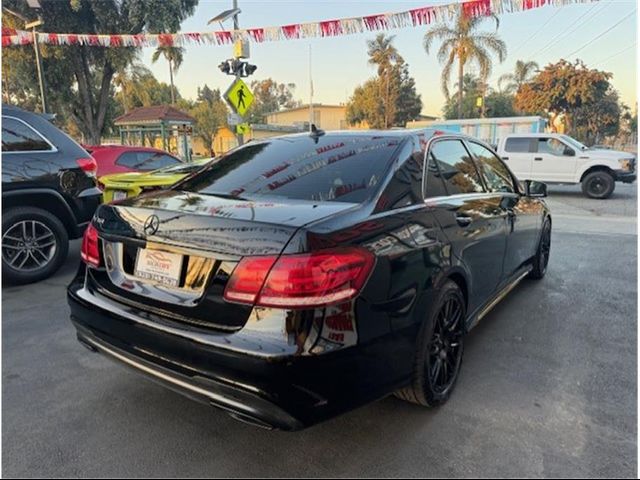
[429,140,485,195]
[467,142,515,193]
[504,138,532,153]
[116,151,181,170]
[424,153,449,198]
[376,140,424,211]
[179,136,402,203]
[2,117,53,152]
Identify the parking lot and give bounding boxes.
[2,183,637,478]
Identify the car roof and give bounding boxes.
[503,133,561,138]
[84,145,169,152]
[254,128,466,144]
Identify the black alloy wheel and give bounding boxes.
[529,219,551,279]
[395,280,465,407]
[427,295,464,394]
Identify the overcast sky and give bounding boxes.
[140,0,638,116]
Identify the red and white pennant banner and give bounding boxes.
[2,0,595,48]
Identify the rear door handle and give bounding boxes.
[501,156,509,161]
[456,215,472,227]
[534,157,543,161]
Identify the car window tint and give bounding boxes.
[179,136,402,203]
[116,151,181,170]
[504,137,531,153]
[424,152,449,198]
[137,153,181,171]
[2,117,52,152]
[467,142,515,193]
[376,140,423,211]
[537,138,566,156]
[429,140,485,195]
[115,152,139,168]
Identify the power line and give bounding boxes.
[528,1,604,59]
[510,8,562,57]
[564,9,636,58]
[592,42,636,67]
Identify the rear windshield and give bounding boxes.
[177,136,403,203]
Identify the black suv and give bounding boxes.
[2,104,102,284]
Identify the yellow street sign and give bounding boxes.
[224,78,254,116]
[236,123,250,135]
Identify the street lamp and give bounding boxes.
[2,3,48,113]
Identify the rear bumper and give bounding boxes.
[67,276,408,430]
[73,324,302,430]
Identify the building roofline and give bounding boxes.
[265,103,345,117]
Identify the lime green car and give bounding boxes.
[99,159,212,203]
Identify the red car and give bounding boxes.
[84,145,183,177]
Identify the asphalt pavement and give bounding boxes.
[2,184,637,478]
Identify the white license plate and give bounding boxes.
[134,249,183,287]
[113,190,128,201]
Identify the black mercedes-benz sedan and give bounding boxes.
[68,129,551,430]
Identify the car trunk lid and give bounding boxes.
[88,190,357,330]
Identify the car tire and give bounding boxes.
[395,280,465,407]
[2,207,69,285]
[529,218,551,280]
[581,171,615,199]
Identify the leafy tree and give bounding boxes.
[246,79,300,124]
[572,88,621,145]
[190,90,227,157]
[347,35,421,128]
[367,34,401,128]
[424,11,506,118]
[442,74,515,119]
[484,91,516,118]
[394,60,423,126]
[498,60,539,94]
[112,62,177,113]
[515,59,613,132]
[2,0,197,143]
[152,45,184,105]
[197,84,220,105]
[346,79,384,128]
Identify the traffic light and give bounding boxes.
[244,63,258,77]
[218,59,258,78]
[243,63,257,76]
[218,61,231,75]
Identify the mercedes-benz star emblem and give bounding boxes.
[143,215,160,236]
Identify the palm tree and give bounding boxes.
[113,63,153,112]
[151,46,185,104]
[367,34,401,128]
[498,60,539,94]
[424,12,506,118]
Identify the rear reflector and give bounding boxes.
[224,247,375,309]
[80,223,101,268]
[76,157,97,177]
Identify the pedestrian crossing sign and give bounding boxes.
[236,123,250,135]
[224,78,254,116]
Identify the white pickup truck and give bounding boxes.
[496,133,636,199]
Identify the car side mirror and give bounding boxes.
[524,180,548,198]
[564,147,575,156]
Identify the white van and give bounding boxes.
[496,133,636,199]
